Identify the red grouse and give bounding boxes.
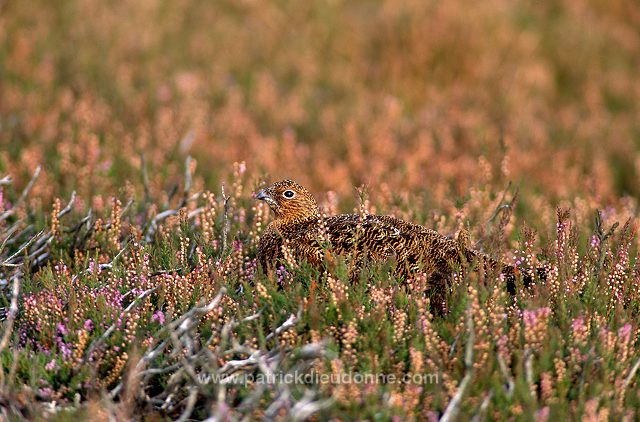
[256,180,536,294]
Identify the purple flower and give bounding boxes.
[39,387,54,398]
[571,317,585,332]
[84,319,94,331]
[57,323,67,336]
[536,406,550,421]
[152,310,165,325]
[276,266,289,287]
[45,359,57,371]
[618,324,632,342]
[59,342,72,359]
[523,307,551,328]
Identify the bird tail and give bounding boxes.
[461,246,547,294]
[502,263,548,294]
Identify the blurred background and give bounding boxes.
[2,0,640,215]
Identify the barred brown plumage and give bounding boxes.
[256,180,539,295]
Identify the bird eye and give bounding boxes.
[283,190,296,199]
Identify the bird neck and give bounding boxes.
[276,212,320,228]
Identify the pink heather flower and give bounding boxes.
[100,160,112,171]
[618,324,632,343]
[523,310,536,326]
[523,307,551,326]
[536,406,550,421]
[39,387,54,398]
[152,310,165,325]
[425,411,439,422]
[45,360,57,371]
[57,323,67,336]
[84,319,94,331]
[571,317,585,332]
[590,235,600,248]
[59,342,72,359]
[276,266,290,287]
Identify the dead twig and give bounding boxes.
[70,242,129,283]
[140,153,150,204]
[180,156,194,209]
[57,190,77,219]
[594,209,619,280]
[496,354,515,399]
[110,288,228,398]
[476,183,517,250]
[2,230,45,267]
[440,309,474,422]
[144,194,201,243]
[484,182,512,226]
[623,354,640,392]
[175,387,199,422]
[471,391,493,422]
[220,184,231,255]
[78,286,159,371]
[0,166,41,222]
[290,391,333,422]
[0,276,20,353]
[265,312,299,342]
[525,350,536,400]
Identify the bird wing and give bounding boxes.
[322,214,413,259]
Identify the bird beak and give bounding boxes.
[255,188,278,209]
[255,189,269,201]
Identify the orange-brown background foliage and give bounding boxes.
[2,0,639,208]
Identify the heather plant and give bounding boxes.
[0,164,639,420]
[2,0,640,419]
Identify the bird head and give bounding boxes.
[255,180,320,223]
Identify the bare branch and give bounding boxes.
[266,313,298,342]
[623,354,640,392]
[441,309,474,422]
[180,156,193,208]
[175,387,198,422]
[471,391,493,422]
[78,287,159,370]
[290,390,333,421]
[0,276,20,353]
[525,351,536,400]
[144,193,201,243]
[0,166,41,222]
[220,184,230,254]
[2,230,45,266]
[57,190,77,219]
[496,354,515,399]
[140,153,150,203]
